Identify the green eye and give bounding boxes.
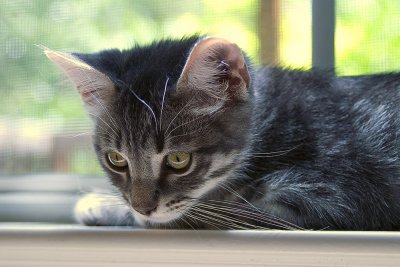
[107,151,128,168]
[167,152,191,170]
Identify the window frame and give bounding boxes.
[0,225,400,266]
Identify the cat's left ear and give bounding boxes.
[44,48,115,117]
[176,37,250,105]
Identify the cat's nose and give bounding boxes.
[134,203,158,216]
[132,190,160,216]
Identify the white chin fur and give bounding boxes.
[135,212,182,223]
[134,209,185,224]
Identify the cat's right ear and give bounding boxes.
[44,48,115,117]
[176,37,250,113]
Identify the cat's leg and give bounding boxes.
[74,192,137,226]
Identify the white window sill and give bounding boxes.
[0,223,399,266]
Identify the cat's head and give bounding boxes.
[46,36,252,226]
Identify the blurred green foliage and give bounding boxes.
[336,0,400,75]
[0,0,259,175]
[0,0,399,176]
[0,0,259,120]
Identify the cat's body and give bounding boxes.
[247,69,400,230]
[46,36,400,230]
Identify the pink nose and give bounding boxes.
[134,202,158,216]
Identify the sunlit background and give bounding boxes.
[0,0,400,222]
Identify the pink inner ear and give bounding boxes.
[215,42,250,90]
[177,37,250,101]
[184,38,233,73]
[45,48,115,116]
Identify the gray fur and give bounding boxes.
[48,37,400,230]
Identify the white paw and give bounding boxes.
[74,192,135,226]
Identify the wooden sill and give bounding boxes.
[0,224,400,267]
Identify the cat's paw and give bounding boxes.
[74,192,136,226]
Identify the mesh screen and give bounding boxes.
[279,0,312,68]
[1,0,399,178]
[0,0,259,177]
[1,0,400,223]
[336,0,400,75]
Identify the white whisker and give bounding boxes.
[88,112,119,136]
[189,208,236,229]
[165,112,214,139]
[127,85,158,132]
[164,94,196,135]
[218,183,262,214]
[191,206,262,230]
[79,69,119,130]
[185,210,223,230]
[89,91,119,130]
[159,76,169,133]
[200,198,304,230]
[239,145,301,158]
[196,202,298,230]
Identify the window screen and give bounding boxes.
[336,0,400,75]
[0,0,260,177]
[1,0,399,223]
[0,0,259,222]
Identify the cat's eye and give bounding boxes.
[107,151,128,168]
[167,152,191,170]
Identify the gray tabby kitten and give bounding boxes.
[46,36,400,230]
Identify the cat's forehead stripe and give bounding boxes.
[155,132,164,153]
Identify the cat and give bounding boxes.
[45,36,400,230]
